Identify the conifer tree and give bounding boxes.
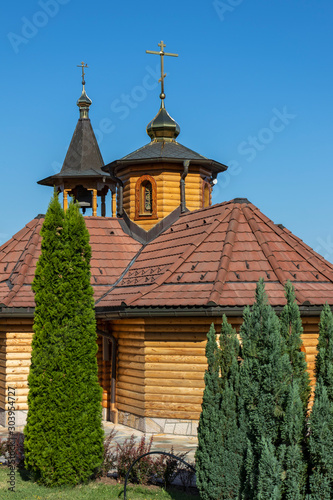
[280,281,311,410]
[196,324,224,500]
[257,437,282,500]
[218,315,244,499]
[281,380,307,499]
[308,304,333,498]
[25,195,103,486]
[308,381,333,498]
[315,303,333,400]
[196,317,244,500]
[240,279,292,499]
[279,282,309,498]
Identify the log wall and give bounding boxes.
[0,319,33,412]
[120,166,209,231]
[110,316,320,421]
[0,315,321,425]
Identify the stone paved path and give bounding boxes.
[0,422,198,462]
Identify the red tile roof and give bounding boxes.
[0,217,141,310]
[2,200,333,313]
[96,200,333,310]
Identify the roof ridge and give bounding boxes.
[3,218,42,306]
[172,141,208,159]
[207,205,241,306]
[253,207,333,280]
[123,207,233,306]
[242,205,308,304]
[94,243,146,306]
[277,225,333,280]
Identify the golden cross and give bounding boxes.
[146,41,178,100]
[77,61,88,86]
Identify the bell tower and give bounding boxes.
[103,41,228,231]
[38,62,116,216]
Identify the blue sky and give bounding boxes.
[1,0,333,262]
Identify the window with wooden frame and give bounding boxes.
[203,181,211,208]
[135,175,158,219]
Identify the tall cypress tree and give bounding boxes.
[308,304,333,497]
[280,281,311,410]
[218,315,244,499]
[281,380,307,499]
[196,317,243,500]
[279,282,309,498]
[196,324,224,500]
[25,196,103,486]
[314,303,333,400]
[240,279,292,499]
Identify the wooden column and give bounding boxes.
[63,189,70,211]
[112,191,117,217]
[101,194,106,217]
[92,189,97,216]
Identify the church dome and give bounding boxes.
[146,102,180,142]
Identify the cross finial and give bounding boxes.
[77,61,88,89]
[146,41,178,103]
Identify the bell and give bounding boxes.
[76,185,92,214]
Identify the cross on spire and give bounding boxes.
[146,41,178,102]
[77,61,88,89]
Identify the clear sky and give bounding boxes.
[1,0,333,262]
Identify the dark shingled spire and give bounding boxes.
[38,76,106,186]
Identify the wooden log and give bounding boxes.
[145,355,207,365]
[4,332,33,339]
[145,342,206,349]
[118,368,145,379]
[5,360,31,367]
[6,367,30,374]
[145,347,205,356]
[146,363,206,372]
[117,402,145,417]
[145,394,203,405]
[145,385,204,395]
[117,375,145,387]
[6,352,32,360]
[117,382,145,394]
[117,388,145,403]
[145,401,201,412]
[118,353,145,364]
[118,361,144,371]
[145,377,205,388]
[144,370,204,380]
[143,409,201,420]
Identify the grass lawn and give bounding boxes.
[0,466,197,499]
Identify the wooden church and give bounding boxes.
[1,44,333,435]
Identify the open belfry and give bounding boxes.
[1,42,333,435]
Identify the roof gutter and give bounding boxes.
[94,304,329,319]
[96,328,118,423]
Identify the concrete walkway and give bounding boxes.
[0,422,198,462]
[104,422,197,462]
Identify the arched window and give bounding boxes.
[135,175,157,220]
[203,181,211,208]
[141,179,153,214]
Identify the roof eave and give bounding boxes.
[37,172,112,186]
[94,303,328,319]
[0,303,329,320]
[102,157,228,174]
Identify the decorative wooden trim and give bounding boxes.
[135,175,158,220]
